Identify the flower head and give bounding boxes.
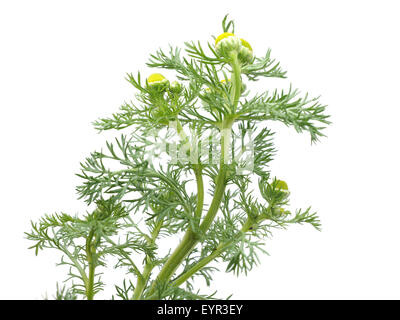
[146,73,169,92]
[169,81,183,94]
[240,38,252,51]
[275,180,289,191]
[214,33,253,65]
[215,32,241,58]
[238,38,253,64]
[215,32,235,46]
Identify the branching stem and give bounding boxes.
[172,218,254,287]
[146,56,242,297]
[132,218,164,300]
[27,16,328,301]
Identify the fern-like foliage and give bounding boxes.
[26,15,329,300]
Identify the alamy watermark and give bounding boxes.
[143,121,255,175]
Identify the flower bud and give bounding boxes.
[215,33,253,65]
[215,32,242,58]
[169,81,183,94]
[273,180,290,201]
[146,73,169,92]
[238,38,253,65]
[275,180,289,192]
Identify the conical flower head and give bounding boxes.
[215,32,242,58]
[275,180,289,191]
[215,32,253,65]
[238,38,253,64]
[146,73,170,92]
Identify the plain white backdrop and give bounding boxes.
[1,0,399,299]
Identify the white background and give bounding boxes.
[1,0,399,299]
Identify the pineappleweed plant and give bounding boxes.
[26,16,329,300]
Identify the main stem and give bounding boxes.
[85,229,96,300]
[147,55,242,297]
[147,163,228,298]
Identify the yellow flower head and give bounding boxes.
[240,38,252,52]
[147,73,166,84]
[146,73,169,92]
[215,32,235,46]
[215,32,241,57]
[214,32,253,65]
[238,38,253,65]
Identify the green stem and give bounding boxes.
[230,53,242,113]
[147,56,242,298]
[173,243,226,287]
[85,229,96,300]
[199,119,233,233]
[176,119,204,219]
[147,228,198,298]
[194,165,204,219]
[87,262,95,300]
[176,120,188,143]
[147,122,232,298]
[199,166,227,232]
[132,258,153,300]
[172,218,254,287]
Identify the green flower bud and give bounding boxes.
[275,180,288,191]
[169,81,183,94]
[273,180,289,200]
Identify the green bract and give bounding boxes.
[26,15,329,300]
